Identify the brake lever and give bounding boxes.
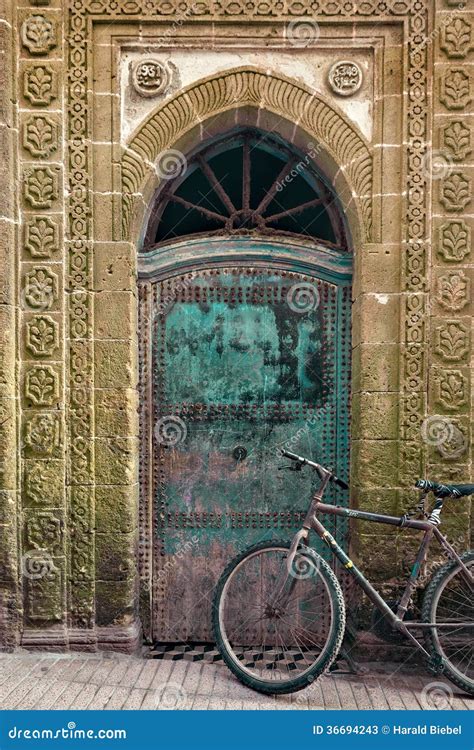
[278,463,303,472]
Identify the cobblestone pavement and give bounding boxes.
[0,653,472,711]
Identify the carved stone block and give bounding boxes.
[23,166,59,208]
[433,368,468,411]
[22,114,59,158]
[24,566,63,623]
[24,216,60,258]
[441,121,472,162]
[25,364,60,406]
[24,412,62,457]
[440,172,471,211]
[434,320,470,363]
[435,270,470,312]
[26,315,59,357]
[23,63,58,106]
[23,266,58,310]
[24,459,64,507]
[438,220,471,262]
[440,69,472,109]
[21,14,56,55]
[440,17,473,59]
[24,510,63,554]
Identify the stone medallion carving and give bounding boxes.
[327,61,363,96]
[131,60,169,97]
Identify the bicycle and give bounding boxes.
[212,449,474,695]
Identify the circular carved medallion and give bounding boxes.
[327,61,363,97]
[132,60,169,98]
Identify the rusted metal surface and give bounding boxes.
[139,262,351,642]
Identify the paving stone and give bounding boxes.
[0,655,472,711]
[104,687,131,709]
[122,688,146,709]
[69,683,100,710]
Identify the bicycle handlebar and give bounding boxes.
[280,450,349,490]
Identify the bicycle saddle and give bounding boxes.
[416,479,474,499]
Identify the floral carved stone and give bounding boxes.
[24,64,57,106]
[440,69,472,109]
[132,60,170,97]
[26,315,59,357]
[435,370,467,411]
[25,365,59,406]
[435,321,469,362]
[25,413,61,456]
[24,267,58,310]
[436,271,470,312]
[327,60,363,96]
[438,221,471,262]
[23,166,59,208]
[25,569,62,622]
[21,15,56,55]
[24,216,59,258]
[24,459,62,506]
[25,511,62,554]
[441,121,471,162]
[23,115,58,158]
[440,17,473,59]
[440,172,471,211]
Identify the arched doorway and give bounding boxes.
[138,128,352,643]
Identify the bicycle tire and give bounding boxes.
[421,550,474,696]
[212,539,346,695]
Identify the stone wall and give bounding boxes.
[0,0,472,652]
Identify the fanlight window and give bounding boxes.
[143,129,348,251]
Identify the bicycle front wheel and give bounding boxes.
[212,539,345,694]
[422,550,474,695]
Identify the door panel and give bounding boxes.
[146,266,351,642]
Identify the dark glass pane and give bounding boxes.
[207,145,243,210]
[248,145,284,209]
[270,207,336,244]
[156,202,224,243]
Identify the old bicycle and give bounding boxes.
[213,449,474,695]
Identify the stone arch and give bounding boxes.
[120,67,373,246]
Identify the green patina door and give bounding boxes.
[142,257,351,642]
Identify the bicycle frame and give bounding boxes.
[287,471,473,660]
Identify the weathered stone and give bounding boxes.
[96,485,138,534]
[352,393,398,440]
[93,243,135,292]
[95,532,137,581]
[94,292,137,340]
[95,438,138,486]
[96,580,138,628]
[95,389,138,438]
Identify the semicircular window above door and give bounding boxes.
[143,128,348,252]
[139,130,352,644]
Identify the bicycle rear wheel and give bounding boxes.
[212,539,345,694]
[422,551,474,695]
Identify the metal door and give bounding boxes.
[139,262,351,642]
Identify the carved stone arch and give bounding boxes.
[120,67,373,245]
